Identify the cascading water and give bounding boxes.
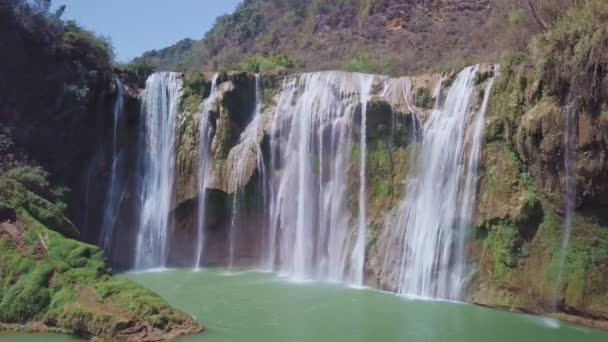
[384,65,496,299]
[194,73,219,270]
[555,93,578,295]
[100,76,125,252]
[265,71,373,284]
[134,72,182,270]
[353,75,374,285]
[227,74,266,269]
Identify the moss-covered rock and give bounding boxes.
[0,167,202,340]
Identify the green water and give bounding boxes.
[3,269,607,341]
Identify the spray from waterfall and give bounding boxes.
[134,72,182,270]
[265,72,373,284]
[100,76,125,252]
[384,65,496,299]
[194,73,219,270]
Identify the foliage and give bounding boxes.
[484,221,519,281]
[414,88,434,109]
[4,166,49,194]
[239,54,296,74]
[113,58,156,87]
[531,0,608,110]
[347,52,397,76]
[63,20,114,63]
[0,163,197,338]
[474,70,492,85]
[133,38,195,72]
[182,72,208,100]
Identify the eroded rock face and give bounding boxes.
[166,66,608,327]
[468,55,608,327]
[175,72,257,208]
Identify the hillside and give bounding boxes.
[137,0,571,75]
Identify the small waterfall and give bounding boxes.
[265,71,373,283]
[227,74,266,269]
[386,66,495,299]
[100,76,125,251]
[134,72,182,270]
[194,73,219,270]
[353,75,374,285]
[555,92,578,297]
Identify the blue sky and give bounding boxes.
[54,0,243,62]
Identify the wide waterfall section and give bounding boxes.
[134,72,183,270]
[384,65,497,299]
[266,71,373,283]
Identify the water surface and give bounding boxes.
[125,269,607,342]
[4,269,606,341]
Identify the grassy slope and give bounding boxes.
[0,167,201,340]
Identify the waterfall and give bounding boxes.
[555,91,578,295]
[353,75,374,285]
[265,71,373,284]
[227,74,266,269]
[100,76,125,252]
[194,73,219,270]
[134,72,182,270]
[385,65,496,299]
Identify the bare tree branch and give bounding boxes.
[527,0,549,30]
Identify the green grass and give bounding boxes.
[0,166,198,338]
[239,54,296,75]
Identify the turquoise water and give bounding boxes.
[3,269,607,341]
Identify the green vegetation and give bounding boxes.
[484,220,518,281]
[113,58,156,88]
[414,88,434,109]
[474,71,492,85]
[180,71,210,115]
[0,163,200,338]
[347,52,397,76]
[531,0,608,110]
[239,54,296,74]
[473,3,608,316]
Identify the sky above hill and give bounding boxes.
[54,0,242,62]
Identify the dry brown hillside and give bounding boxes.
[136,0,579,74]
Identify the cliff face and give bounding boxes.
[466,3,608,325]
[162,3,608,326]
[0,2,201,339]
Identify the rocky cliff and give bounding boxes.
[159,2,608,329]
[0,2,201,339]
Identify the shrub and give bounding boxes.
[414,88,434,109]
[63,20,114,64]
[4,166,49,194]
[531,0,608,109]
[239,54,296,74]
[484,221,519,281]
[114,58,156,87]
[347,52,397,76]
